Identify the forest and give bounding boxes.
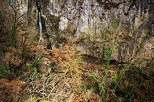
[0,0,153,102]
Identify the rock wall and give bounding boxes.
[6,0,154,63]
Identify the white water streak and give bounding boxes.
[38,12,44,43]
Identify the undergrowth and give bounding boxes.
[0,1,153,102]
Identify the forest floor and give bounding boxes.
[0,48,154,102]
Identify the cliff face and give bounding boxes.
[3,0,154,63]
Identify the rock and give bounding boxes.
[6,0,154,64]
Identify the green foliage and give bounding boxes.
[29,56,44,74]
[100,47,112,101]
[101,41,106,60]
[89,36,148,101]
[10,13,23,48]
[104,47,112,69]
[10,16,18,47]
[30,57,43,68]
[50,15,61,33]
[0,65,10,78]
[90,47,112,102]
[6,0,23,48]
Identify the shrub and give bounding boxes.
[0,65,10,78]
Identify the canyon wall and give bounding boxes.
[3,0,154,64]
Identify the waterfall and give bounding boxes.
[38,12,44,43]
